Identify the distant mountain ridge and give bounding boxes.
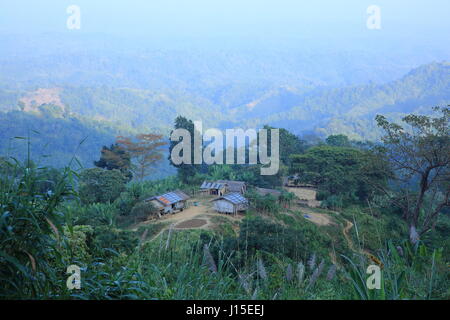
[232,61,449,139]
[0,61,448,173]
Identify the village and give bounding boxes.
[134,177,331,234]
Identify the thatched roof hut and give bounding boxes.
[216,180,247,194]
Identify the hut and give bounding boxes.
[200,181,227,196]
[146,190,190,216]
[216,180,247,194]
[211,192,248,215]
[285,175,315,188]
[255,187,282,198]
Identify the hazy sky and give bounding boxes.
[1,0,449,41]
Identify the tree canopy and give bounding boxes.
[375,106,450,242]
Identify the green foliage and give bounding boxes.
[62,202,118,227]
[1,123,448,300]
[246,190,281,214]
[61,225,94,263]
[0,110,122,169]
[130,201,157,223]
[223,216,332,264]
[326,134,350,147]
[343,240,448,300]
[375,106,450,239]
[94,143,133,181]
[263,125,307,166]
[78,168,127,204]
[91,226,138,257]
[290,145,388,207]
[0,155,77,298]
[341,206,407,253]
[168,116,201,184]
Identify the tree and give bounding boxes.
[168,116,201,183]
[94,143,132,181]
[117,134,167,181]
[326,134,350,147]
[263,125,307,166]
[375,106,450,243]
[78,168,127,204]
[279,191,295,208]
[290,145,388,204]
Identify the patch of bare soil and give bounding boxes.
[19,88,65,111]
[175,218,208,229]
[301,211,333,226]
[132,197,244,240]
[290,205,334,227]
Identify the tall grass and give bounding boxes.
[1,141,447,300]
[0,149,78,298]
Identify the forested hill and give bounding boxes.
[234,61,450,139]
[0,106,175,178]
[1,61,448,138]
[0,59,448,172]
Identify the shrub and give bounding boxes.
[65,202,119,227]
[130,201,157,223]
[61,225,94,263]
[92,226,138,257]
[78,168,127,204]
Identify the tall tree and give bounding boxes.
[168,116,201,183]
[290,145,388,203]
[94,143,132,181]
[117,134,167,181]
[263,125,307,166]
[375,106,450,243]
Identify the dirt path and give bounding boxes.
[342,218,372,257]
[343,219,356,251]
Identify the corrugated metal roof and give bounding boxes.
[200,181,225,190]
[213,192,248,205]
[173,190,190,201]
[147,190,190,206]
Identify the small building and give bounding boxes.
[211,192,249,215]
[255,187,282,198]
[146,190,190,216]
[200,181,227,196]
[216,180,247,194]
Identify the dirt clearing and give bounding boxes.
[175,218,208,229]
[301,211,333,226]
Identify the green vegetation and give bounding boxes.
[290,145,388,208]
[0,108,448,300]
[78,168,128,204]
